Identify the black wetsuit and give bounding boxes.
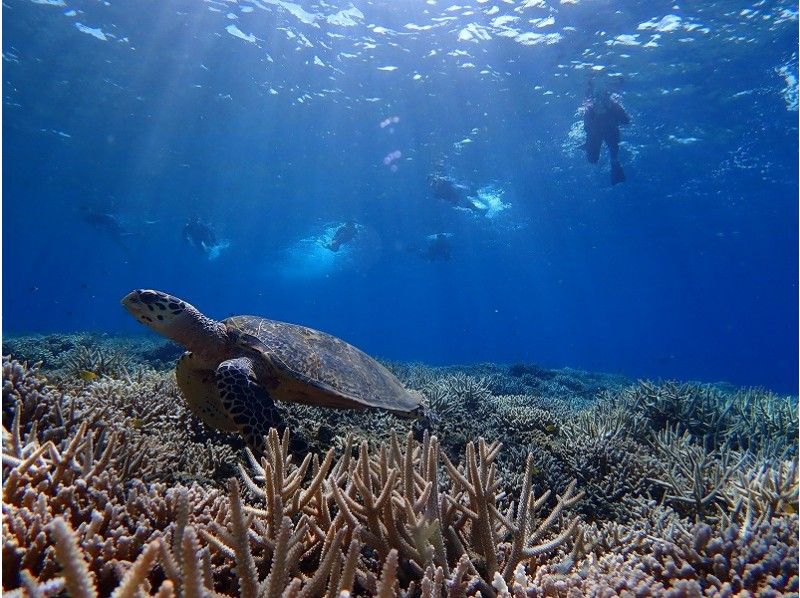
[423,234,452,261]
[428,174,486,213]
[429,175,463,206]
[81,209,133,248]
[184,219,217,251]
[84,212,127,237]
[327,222,357,252]
[584,97,630,184]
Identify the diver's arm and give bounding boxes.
[613,102,631,125]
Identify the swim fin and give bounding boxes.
[610,161,626,185]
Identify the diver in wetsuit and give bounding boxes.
[183,217,218,254]
[326,221,358,252]
[428,173,466,206]
[427,173,487,214]
[80,205,135,248]
[583,86,630,185]
[422,233,452,262]
[82,210,128,238]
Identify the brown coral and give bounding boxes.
[2,344,798,598]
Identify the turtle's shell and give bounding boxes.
[223,315,422,413]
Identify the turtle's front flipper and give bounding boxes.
[215,357,283,455]
[177,352,238,432]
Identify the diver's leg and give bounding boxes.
[606,134,626,184]
[610,162,626,185]
[585,132,602,163]
[607,131,621,162]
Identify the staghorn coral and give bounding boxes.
[1,405,230,594]
[4,334,185,380]
[723,457,799,531]
[621,380,735,444]
[3,356,241,485]
[236,428,583,593]
[2,357,63,442]
[615,380,798,457]
[647,425,746,523]
[3,333,98,371]
[64,369,241,484]
[530,517,799,596]
[387,360,628,405]
[276,399,413,456]
[2,336,798,597]
[60,345,135,380]
[430,373,493,408]
[3,413,586,597]
[519,400,661,522]
[486,395,562,440]
[556,434,658,522]
[726,388,798,457]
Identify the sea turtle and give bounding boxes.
[121,289,423,452]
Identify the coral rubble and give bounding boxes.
[2,334,797,597]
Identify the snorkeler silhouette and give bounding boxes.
[582,82,630,185]
[428,173,486,213]
[80,205,135,248]
[326,221,358,252]
[421,233,452,262]
[184,217,217,252]
[184,217,229,259]
[428,173,466,206]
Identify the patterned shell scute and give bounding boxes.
[223,316,420,412]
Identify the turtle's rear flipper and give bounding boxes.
[216,357,284,455]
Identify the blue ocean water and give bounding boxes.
[3,0,798,392]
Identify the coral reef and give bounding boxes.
[3,333,183,377]
[615,380,798,457]
[2,334,798,597]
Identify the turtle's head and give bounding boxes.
[122,290,225,354]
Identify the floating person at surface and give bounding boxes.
[581,83,630,185]
[427,173,487,214]
[183,217,230,260]
[325,220,359,252]
[421,233,453,262]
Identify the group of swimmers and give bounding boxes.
[85,81,630,264]
[223,81,631,263]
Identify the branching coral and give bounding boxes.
[1,404,229,595]
[443,442,582,584]
[276,399,412,456]
[67,369,241,483]
[726,388,798,457]
[3,333,96,371]
[2,357,63,442]
[3,356,240,485]
[216,428,582,596]
[647,425,746,523]
[2,337,797,597]
[60,345,135,380]
[530,517,799,596]
[524,400,660,522]
[724,457,799,531]
[617,380,798,457]
[642,518,799,595]
[623,381,735,443]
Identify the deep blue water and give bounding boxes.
[3,0,798,392]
